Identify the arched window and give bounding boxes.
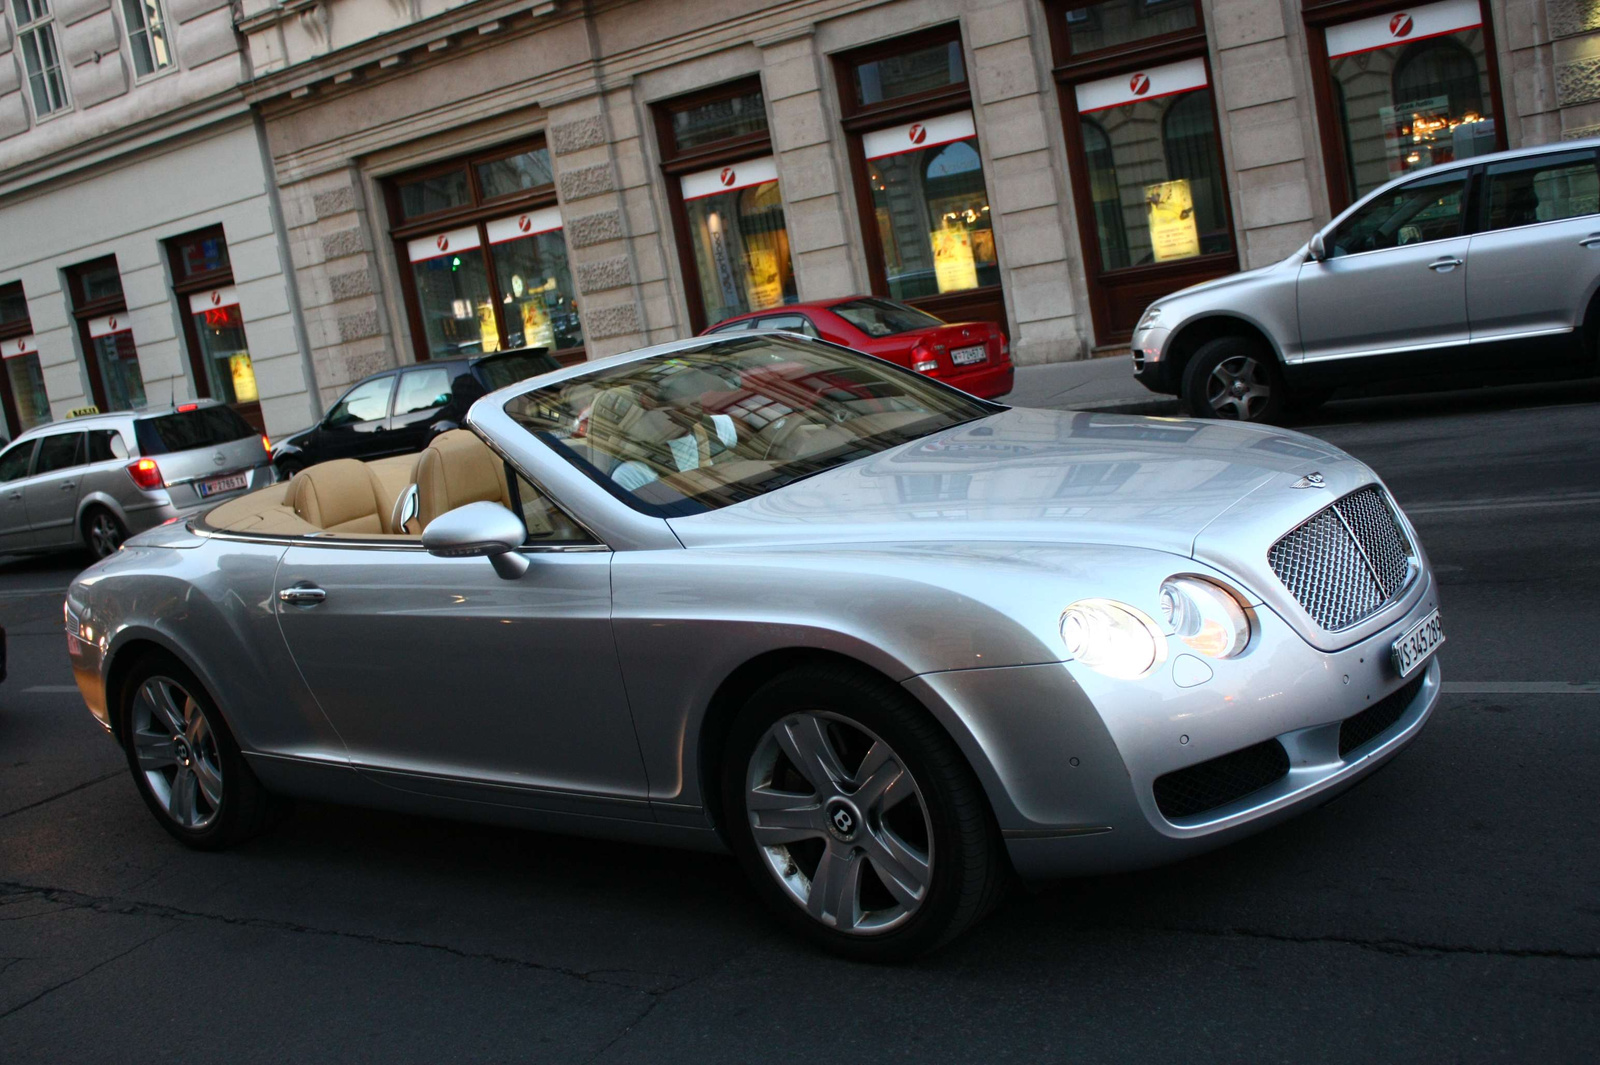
[1082,118,1130,270]
[1161,92,1227,252]
[1393,38,1483,122]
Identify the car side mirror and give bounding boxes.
[421,500,529,580]
[1308,232,1327,262]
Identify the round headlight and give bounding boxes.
[1159,577,1252,659]
[1060,599,1165,679]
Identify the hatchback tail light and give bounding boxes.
[911,342,939,374]
[126,458,164,491]
[261,434,271,454]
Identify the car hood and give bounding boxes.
[667,406,1353,556]
[1161,255,1299,304]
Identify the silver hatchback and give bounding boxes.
[0,403,275,559]
[1132,138,1600,421]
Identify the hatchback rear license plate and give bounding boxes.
[950,345,987,366]
[198,472,248,498]
[1391,609,1444,678]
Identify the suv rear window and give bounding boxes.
[475,349,563,392]
[134,406,256,455]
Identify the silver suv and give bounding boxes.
[1132,138,1600,422]
[0,403,275,560]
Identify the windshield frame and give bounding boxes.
[496,334,1004,519]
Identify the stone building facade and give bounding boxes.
[5,0,1598,438]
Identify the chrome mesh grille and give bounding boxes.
[1268,486,1415,631]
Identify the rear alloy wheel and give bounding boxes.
[119,653,282,849]
[1183,336,1286,423]
[723,665,1007,960]
[82,507,126,560]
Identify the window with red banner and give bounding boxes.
[1305,0,1507,210]
[0,282,51,436]
[166,226,263,430]
[66,257,148,414]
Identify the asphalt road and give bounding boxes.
[2,380,1596,1063]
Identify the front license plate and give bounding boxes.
[198,472,248,498]
[1391,609,1445,678]
[950,344,987,366]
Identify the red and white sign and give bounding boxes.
[187,285,240,316]
[407,226,482,263]
[863,111,976,161]
[3,334,37,360]
[1325,0,1481,59]
[1076,58,1208,113]
[681,156,779,201]
[486,207,563,245]
[87,314,131,340]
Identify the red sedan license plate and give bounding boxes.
[950,345,987,366]
[198,472,248,498]
[1391,609,1444,678]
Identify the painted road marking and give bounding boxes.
[21,685,81,694]
[1405,492,1600,515]
[1442,682,1599,694]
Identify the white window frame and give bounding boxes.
[12,0,72,120]
[120,0,176,82]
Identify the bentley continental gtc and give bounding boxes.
[66,333,1444,960]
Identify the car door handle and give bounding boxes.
[61,482,77,491]
[1581,235,1600,248]
[1427,257,1463,272]
[278,585,327,606]
[5,491,20,501]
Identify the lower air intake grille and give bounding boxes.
[1153,739,1291,821]
[1339,674,1426,757]
[1269,486,1416,631]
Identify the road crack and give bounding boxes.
[0,772,124,822]
[0,930,172,1021]
[1141,922,1599,961]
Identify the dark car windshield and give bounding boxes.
[134,406,256,455]
[475,349,562,391]
[502,335,997,517]
[832,298,944,338]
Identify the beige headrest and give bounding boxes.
[288,459,388,535]
[415,429,511,530]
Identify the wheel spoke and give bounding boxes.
[747,787,825,845]
[141,680,185,735]
[191,756,224,809]
[861,827,931,910]
[774,715,847,794]
[133,729,176,770]
[850,742,904,817]
[169,767,198,825]
[806,845,864,930]
[186,704,210,747]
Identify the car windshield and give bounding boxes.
[475,349,562,391]
[134,407,255,455]
[832,298,944,337]
[502,335,997,516]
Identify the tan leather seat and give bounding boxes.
[288,459,391,535]
[415,429,513,530]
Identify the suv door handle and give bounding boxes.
[1427,257,1463,272]
[278,585,327,606]
[60,482,77,491]
[1580,235,1600,248]
[5,491,20,501]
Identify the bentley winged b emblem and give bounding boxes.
[1291,472,1327,489]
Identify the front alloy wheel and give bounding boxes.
[746,712,933,934]
[1205,354,1273,421]
[131,676,225,830]
[1182,335,1286,423]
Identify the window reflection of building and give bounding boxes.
[0,283,50,435]
[868,135,996,300]
[685,178,796,326]
[67,257,147,413]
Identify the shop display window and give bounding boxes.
[387,141,583,362]
[0,282,51,436]
[656,80,797,332]
[837,26,1007,333]
[66,257,147,414]
[863,113,996,299]
[167,227,261,429]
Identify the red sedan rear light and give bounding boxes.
[127,458,164,490]
[911,342,939,374]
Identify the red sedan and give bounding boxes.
[701,296,1014,400]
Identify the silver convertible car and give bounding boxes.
[66,334,1444,959]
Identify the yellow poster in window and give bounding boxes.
[745,248,784,310]
[932,225,978,293]
[477,301,501,353]
[1146,179,1200,262]
[229,354,259,404]
[520,297,554,351]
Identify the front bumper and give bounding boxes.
[905,571,1443,880]
[1130,323,1175,394]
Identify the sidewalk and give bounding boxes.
[998,353,1180,415]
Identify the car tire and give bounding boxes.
[117,651,284,850]
[276,460,305,480]
[81,506,127,561]
[721,663,1008,961]
[1182,336,1286,423]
